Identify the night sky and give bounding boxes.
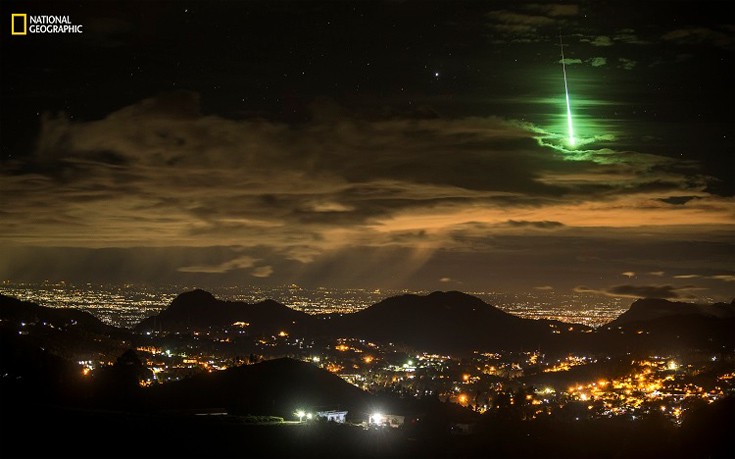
[1,1,733,301]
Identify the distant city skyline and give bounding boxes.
[2,1,733,301]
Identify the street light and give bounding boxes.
[295,410,306,422]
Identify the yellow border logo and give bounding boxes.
[11,14,27,35]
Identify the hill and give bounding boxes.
[134,288,317,334]
[606,297,735,328]
[328,290,591,352]
[0,293,119,335]
[144,357,373,418]
[0,294,130,360]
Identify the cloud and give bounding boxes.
[574,284,700,299]
[559,58,582,65]
[534,285,554,291]
[648,271,665,276]
[585,36,613,47]
[711,275,735,282]
[486,10,555,27]
[505,220,564,229]
[5,92,731,252]
[178,255,258,273]
[485,6,572,41]
[523,3,580,17]
[662,27,733,49]
[251,265,274,278]
[613,29,649,45]
[673,274,735,283]
[622,272,635,278]
[659,196,698,205]
[1,91,733,294]
[588,57,607,67]
[618,58,637,70]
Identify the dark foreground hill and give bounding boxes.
[0,294,129,361]
[143,357,373,418]
[0,293,119,336]
[3,387,732,458]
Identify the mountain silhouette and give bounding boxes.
[0,293,118,335]
[0,294,130,361]
[136,289,592,352]
[606,297,735,328]
[328,290,590,352]
[135,288,316,334]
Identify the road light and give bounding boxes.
[295,410,305,422]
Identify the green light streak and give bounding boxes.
[560,36,575,147]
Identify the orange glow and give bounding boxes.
[81,367,91,376]
[278,331,288,337]
[326,363,343,373]
[363,356,374,364]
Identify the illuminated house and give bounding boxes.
[369,413,405,428]
[316,410,348,423]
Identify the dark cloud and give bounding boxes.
[505,220,565,229]
[617,58,637,70]
[574,284,698,299]
[523,4,580,17]
[612,29,649,45]
[658,196,698,205]
[484,4,574,42]
[662,27,733,49]
[486,10,556,27]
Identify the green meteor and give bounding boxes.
[559,35,575,147]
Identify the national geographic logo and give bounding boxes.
[11,14,84,35]
[11,14,26,35]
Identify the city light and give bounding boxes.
[369,412,384,426]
